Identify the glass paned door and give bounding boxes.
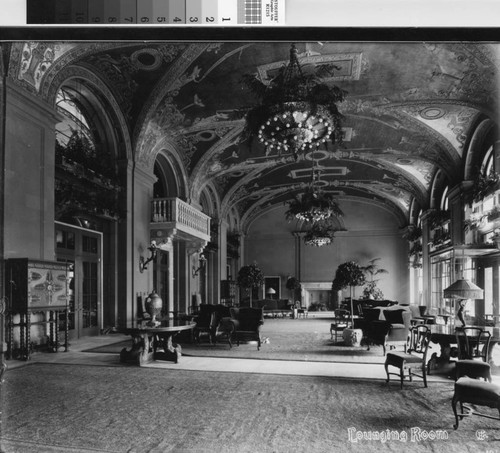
[56,223,101,339]
[82,261,98,331]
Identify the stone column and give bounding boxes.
[4,79,62,260]
[420,210,433,308]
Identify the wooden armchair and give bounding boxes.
[228,307,265,350]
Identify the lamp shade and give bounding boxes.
[443,278,484,300]
[266,288,276,295]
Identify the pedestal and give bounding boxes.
[343,328,363,347]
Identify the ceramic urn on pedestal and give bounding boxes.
[144,291,163,327]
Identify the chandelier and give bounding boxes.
[285,165,343,223]
[303,219,343,247]
[242,43,346,160]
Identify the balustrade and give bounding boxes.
[151,198,210,238]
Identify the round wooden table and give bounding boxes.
[429,325,500,372]
[116,319,195,366]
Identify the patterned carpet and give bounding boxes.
[85,318,392,363]
[2,363,498,453]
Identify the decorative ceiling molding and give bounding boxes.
[257,52,364,83]
[133,43,208,155]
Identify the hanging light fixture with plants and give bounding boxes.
[285,158,343,224]
[241,43,347,160]
[303,218,344,247]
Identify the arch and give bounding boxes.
[153,152,184,199]
[429,169,449,210]
[151,145,189,200]
[47,65,132,161]
[408,198,423,226]
[463,118,496,180]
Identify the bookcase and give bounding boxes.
[5,259,70,360]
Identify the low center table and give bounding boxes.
[116,319,195,366]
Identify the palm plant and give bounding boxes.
[361,258,388,300]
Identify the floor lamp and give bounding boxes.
[443,278,484,327]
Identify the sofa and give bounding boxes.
[254,299,292,318]
[356,305,412,355]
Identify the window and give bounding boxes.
[55,84,121,223]
[431,255,451,312]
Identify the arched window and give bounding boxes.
[55,83,121,227]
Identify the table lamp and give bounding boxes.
[266,288,276,299]
[443,278,484,327]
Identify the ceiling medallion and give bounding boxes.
[242,44,346,160]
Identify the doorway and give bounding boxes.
[56,222,102,339]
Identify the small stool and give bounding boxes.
[452,377,500,429]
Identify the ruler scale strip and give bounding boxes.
[26,0,285,25]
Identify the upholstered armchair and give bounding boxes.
[383,308,412,352]
[359,307,411,355]
[228,307,265,350]
[193,304,231,344]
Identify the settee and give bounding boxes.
[254,299,291,318]
[356,305,412,355]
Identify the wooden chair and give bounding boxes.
[463,327,491,362]
[330,309,350,342]
[455,328,492,382]
[452,360,500,429]
[384,325,431,389]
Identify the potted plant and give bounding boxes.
[361,258,388,300]
[237,263,264,308]
[285,276,301,301]
[332,261,366,346]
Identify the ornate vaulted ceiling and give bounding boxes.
[10,40,499,228]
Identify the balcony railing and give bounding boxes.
[151,197,211,241]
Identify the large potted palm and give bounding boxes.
[332,261,366,346]
[237,263,264,308]
[361,258,388,300]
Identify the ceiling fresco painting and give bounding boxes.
[8,40,499,231]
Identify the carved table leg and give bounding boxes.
[154,334,182,363]
[428,338,454,374]
[120,333,154,366]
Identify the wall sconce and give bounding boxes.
[192,254,207,277]
[139,241,158,273]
